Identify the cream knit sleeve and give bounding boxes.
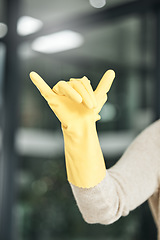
[70,120,160,225]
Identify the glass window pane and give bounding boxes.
[16,1,157,240]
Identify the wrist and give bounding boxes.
[61,117,96,137]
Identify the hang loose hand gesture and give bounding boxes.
[30,70,115,188]
[30,70,115,128]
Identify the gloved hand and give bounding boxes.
[30,70,115,188]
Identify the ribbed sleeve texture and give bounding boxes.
[70,120,160,238]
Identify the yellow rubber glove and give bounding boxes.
[30,70,115,188]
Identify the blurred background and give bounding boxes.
[0,0,160,239]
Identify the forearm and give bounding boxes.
[62,121,106,188]
[70,120,160,225]
[70,171,129,225]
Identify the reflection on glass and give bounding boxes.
[17,16,43,36]
[32,30,84,54]
[0,23,8,38]
[89,0,106,8]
